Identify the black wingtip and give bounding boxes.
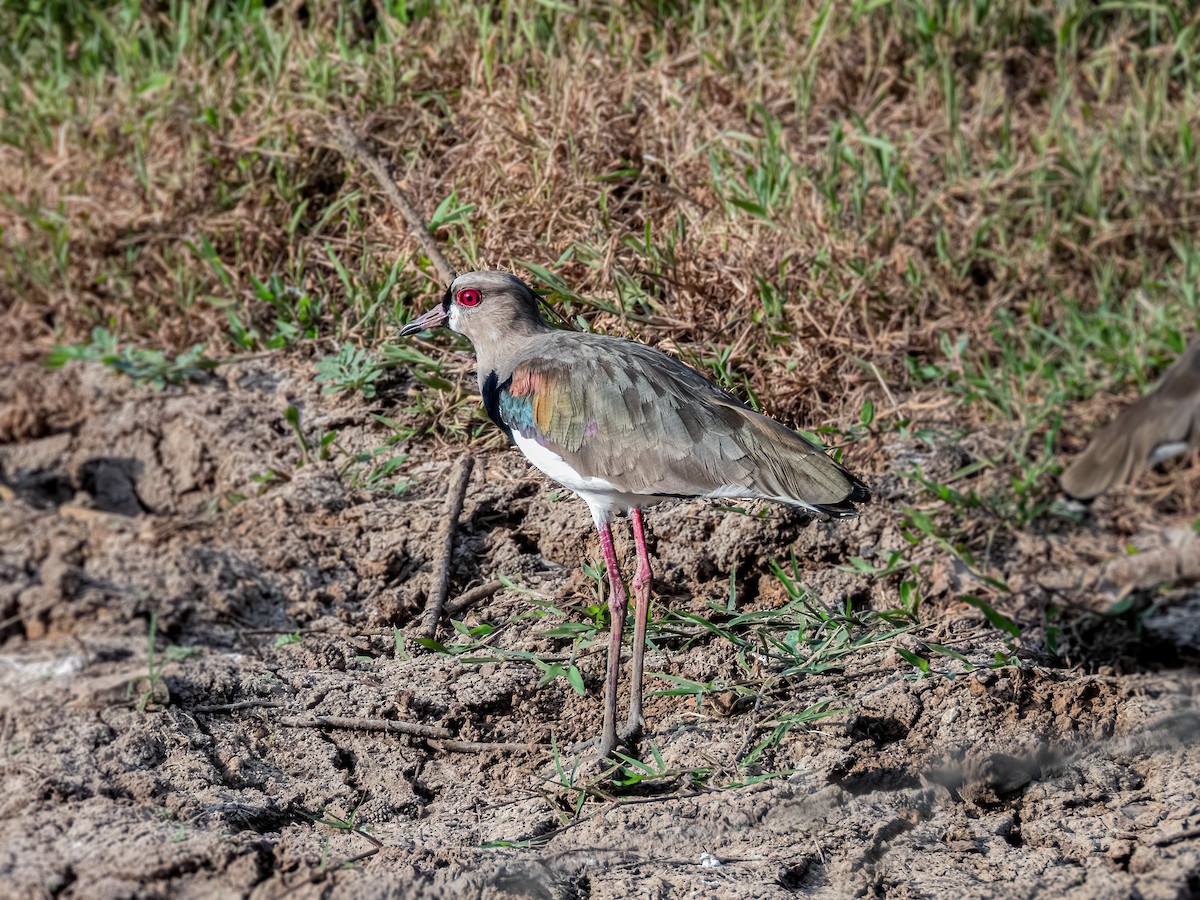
[812,474,871,519]
[847,476,871,504]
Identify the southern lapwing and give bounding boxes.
[400,271,870,760]
[1061,339,1200,500]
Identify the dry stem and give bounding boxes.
[421,455,475,638]
[332,115,457,286]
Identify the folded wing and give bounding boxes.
[1061,340,1200,500]
[489,333,869,517]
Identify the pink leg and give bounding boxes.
[596,516,627,761]
[622,508,652,741]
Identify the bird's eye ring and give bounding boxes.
[456,288,482,307]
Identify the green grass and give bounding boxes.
[408,549,1019,783]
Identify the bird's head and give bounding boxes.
[399,271,548,345]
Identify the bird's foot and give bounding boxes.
[553,728,641,774]
[618,716,644,747]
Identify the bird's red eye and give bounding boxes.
[456,288,482,307]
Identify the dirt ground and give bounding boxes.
[2,357,1199,900]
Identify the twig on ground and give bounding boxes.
[867,360,899,414]
[1098,535,1200,598]
[0,592,59,634]
[278,714,532,753]
[443,579,505,619]
[192,700,283,714]
[279,714,452,740]
[421,455,475,638]
[332,115,457,287]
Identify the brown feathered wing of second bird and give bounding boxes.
[1061,339,1200,500]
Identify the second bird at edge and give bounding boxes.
[400,270,870,763]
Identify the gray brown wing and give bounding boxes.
[1061,340,1200,499]
[496,332,869,513]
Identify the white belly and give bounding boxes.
[511,432,658,526]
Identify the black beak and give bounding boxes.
[399,287,453,336]
[398,304,449,336]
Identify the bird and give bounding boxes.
[399,270,870,761]
[1060,339,1200,500]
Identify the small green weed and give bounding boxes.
[344,447,411,495]
[282,405,337,468]
[227,275,322,350]
[740,700,843,769]
[128,611,173,712]
[46,327,217,388]
[609,743,711,790]
[315,345,384,398]
[297,794,382,868]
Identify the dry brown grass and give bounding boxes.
[2,3,1198,515]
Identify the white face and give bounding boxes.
[448,301,462,333]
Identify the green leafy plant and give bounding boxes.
[227,275,323,349]
[46,327,217,388]
[741,700,843,769]
[315,344,384,398]
[297,794,382,870]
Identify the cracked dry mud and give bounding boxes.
[1,359,1199,899]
